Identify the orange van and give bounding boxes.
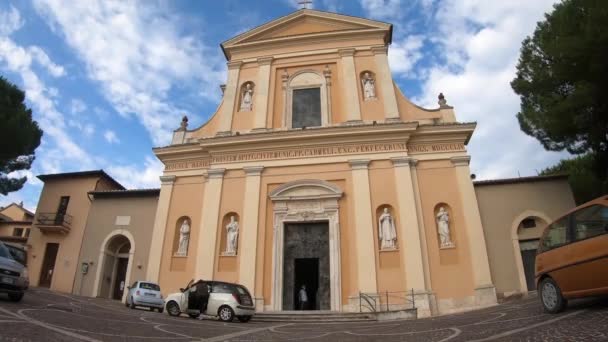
[535,195,608,313]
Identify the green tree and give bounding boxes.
[511,0,608,193]
[0,76,43,195]
[540,154,603,204]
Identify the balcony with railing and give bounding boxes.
[35,213,73,234]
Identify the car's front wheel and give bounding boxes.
[218,306,234,322]
[8,292,23,302]
[129,297,136,309]
[166,301,181,317]
[539,277,567,313]
[237,315,251,323]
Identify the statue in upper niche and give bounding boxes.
[362,72,376,100]
[240,83,253,111]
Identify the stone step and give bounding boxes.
[252,311,376,322]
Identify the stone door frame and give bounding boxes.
[269,179,343,311]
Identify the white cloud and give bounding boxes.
[409,0,568,179]
[0,8,92,169]
[359,0,403,20]
[70,98,87,114]
[106,156,163,189]
[0,6,23,36]
[388,35,424,77]
[27,46,65,77]
[33,0,225,146]
[103,130,119,144]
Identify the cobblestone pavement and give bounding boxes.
[1,288,607,341]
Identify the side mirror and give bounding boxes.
[127,286,131,290]
[180,288,185,292]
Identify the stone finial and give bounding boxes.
[438,93,448,107]
[178,115,188,131]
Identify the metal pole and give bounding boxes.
[386,291,389,312]
[411,288,415,308]
[359,291,362,312]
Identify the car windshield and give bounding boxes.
[5,245,26,266]
[140,282,160,291]
[0,242,13,259]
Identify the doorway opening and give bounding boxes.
[39,243,59,288]
[98,234,131,300]
[282,222,330,311]
[294,258,319,310]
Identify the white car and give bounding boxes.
[165,280,255,322]
[125,281,164,312]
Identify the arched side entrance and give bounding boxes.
[511,211,552,292]
[91,230,135,302]
[269,179,343,311]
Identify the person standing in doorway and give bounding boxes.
[298,285,308,310]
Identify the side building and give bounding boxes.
[27,171,124,293]
[0,202,34,246]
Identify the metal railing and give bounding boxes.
[36,212,73,227]
[359,289,416,312]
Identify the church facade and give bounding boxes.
[146,9,499,316]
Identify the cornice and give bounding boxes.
[391,157,417,168]
[160,175,176,185]
[338,48,356,57]
[450,156,471,166]
[198,121,418,150]
[244,166,264,176]
[257,57,274,65]
[206,168,226,179]
[371,46,388,55]
[349,159,370,170]
[227,61,243,69]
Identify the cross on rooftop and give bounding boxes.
[298,0,312,9]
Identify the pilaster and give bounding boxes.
[253,58,273,130]
[371,46,400,121]
[339,49,362,122]
[238,166,264,296]
[450,156,497,306]
[348,159,377,293]
[146,175,176,282]
[195,168,225,279]
[217,61,243,134]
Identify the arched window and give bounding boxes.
[284,70,330,128]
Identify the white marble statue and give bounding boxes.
[225,215,239,254]
[437,207,454,248]
[176,218,190,256]
[378,208,397,249]
[240,83,253,111]
[362,72,376,100]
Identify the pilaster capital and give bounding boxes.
[450,155,471,166]
[159,175,176,185]
[227,60,243,70]
[391,157,417,168]
[349,159,370,170]
[206,168,226,179]
[371,46,388,55]
[257,57,273,66]
[338,48,356,57]
[244,166,264,176]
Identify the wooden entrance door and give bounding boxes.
[39,243,59,288]
[112,258,129,300]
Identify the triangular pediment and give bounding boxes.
[222,9,391,51]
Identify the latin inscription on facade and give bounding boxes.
[163,142,408,170]
[408,143,465,154]
[211,142,408,164]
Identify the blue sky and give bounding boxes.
[0,0,568,211]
